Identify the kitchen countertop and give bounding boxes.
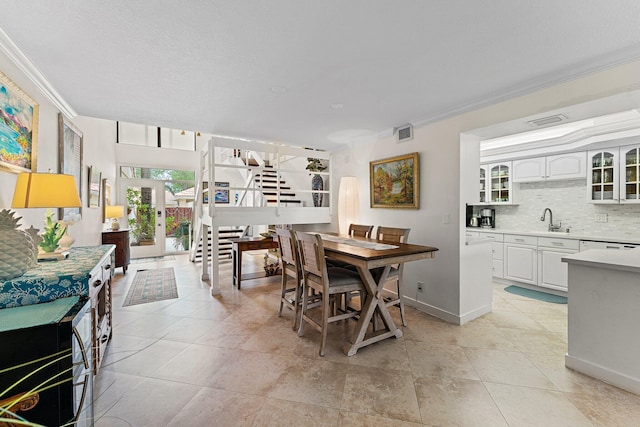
[562,247,640,273]
[465,227,640,245]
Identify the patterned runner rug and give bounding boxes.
[123,267,178,307]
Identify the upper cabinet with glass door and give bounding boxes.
[621,145,640,204]
[588,149,618,203]
[479,162,512,204]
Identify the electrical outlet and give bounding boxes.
[417,281,424,291]
[595,213,608,223]
[442,214,450,224]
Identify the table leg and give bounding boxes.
[232,244,243,289]
[343,265,401,356]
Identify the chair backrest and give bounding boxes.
[376,226,410,244]
[348,224,374,238]
[275,228,300,279]
[296,232,328,289]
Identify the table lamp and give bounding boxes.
[11,172,82,261]
[105,205,125,231]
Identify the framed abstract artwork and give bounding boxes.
[215,181,230,204]
[370,152,419,209]
[0,71,39,173]
[58,113,83,219]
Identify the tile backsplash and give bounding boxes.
[475,180,640,237]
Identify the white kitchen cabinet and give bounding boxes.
[479,162,512,204]
[620,145,640,204]
[512,157,546,182]
[512,152,586,183]
[537,237,579,292]
[588,149,619,203]
[479,166,487,203]
[504,234,538,285]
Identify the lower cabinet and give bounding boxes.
[504,235,538,285]
[537,237,579,292]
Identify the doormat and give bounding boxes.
[123,267,178,307]
[504,285,567,304]
[131,255,177,264]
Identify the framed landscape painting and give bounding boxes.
[0,71,39,173]
[370,152,419,209]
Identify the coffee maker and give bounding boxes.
[480,208,495,228]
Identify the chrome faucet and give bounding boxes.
[540,208,562,231]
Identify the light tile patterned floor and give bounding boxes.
[95,254,640,426]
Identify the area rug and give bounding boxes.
[123,267,178,307]
[504,285,567,304]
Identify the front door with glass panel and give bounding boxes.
[120,179,165,258]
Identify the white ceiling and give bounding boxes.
[1,1,640,151]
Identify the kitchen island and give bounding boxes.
[562,248,640,395]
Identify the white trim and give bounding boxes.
[0,27,77,119]
[406,296,462,325]
[565,354,640,395]
[459,304,492,325]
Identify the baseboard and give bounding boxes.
[405,296,462,325]
[565,354,640,395]
[459,304,492,325]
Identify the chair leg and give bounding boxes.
[278,274,287,317]
[298,283,308,337]
[319,292,330,357]
[397,281,406,327]
[292,279,302,331]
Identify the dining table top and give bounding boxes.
[316,233,439,262]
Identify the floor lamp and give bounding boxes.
[338,176,359,235]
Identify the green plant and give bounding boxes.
[306,158,328,172]
[126,188,156,244]
[172,219,191,250]
[165,216,176,235]
[40,209,66,253]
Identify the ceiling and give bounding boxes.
[1,1,640,151]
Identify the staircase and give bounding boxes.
[193,226,247,263]
[254,166,302,206]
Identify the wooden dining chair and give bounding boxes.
[275,228,304,331]
[348,224,374,238]
[376,226,411,326]
[296,232,364,356]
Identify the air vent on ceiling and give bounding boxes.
[394,124,413,142]
[527,114,567,127]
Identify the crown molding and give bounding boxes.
[0,27,77,119]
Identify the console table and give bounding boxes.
[230,237,279,289]
[102,229,131,273]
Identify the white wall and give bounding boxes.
[0,50,114,245]
[330,59,640,323]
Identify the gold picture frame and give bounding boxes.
[0,71,39,173]
[370,152,419,209]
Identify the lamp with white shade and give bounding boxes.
[105,205,125,231]
[338,176,359,235]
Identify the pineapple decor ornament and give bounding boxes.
[0,209,38,281]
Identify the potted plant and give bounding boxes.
[306,158,328,207]
[126,188,156,245]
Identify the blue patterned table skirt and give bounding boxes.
[0,245,114,309]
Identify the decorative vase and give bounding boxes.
[311,174,324,207]
[0,209,38,280]
[58,228,75,251]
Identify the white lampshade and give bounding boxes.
[338,176,359,235]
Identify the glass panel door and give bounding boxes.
[623,147,639,201]
[120,178,166,259]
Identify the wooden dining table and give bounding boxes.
[319,234,438,356]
